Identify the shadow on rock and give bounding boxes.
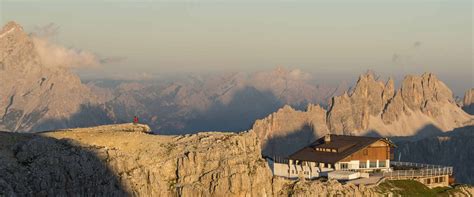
[262,123,317,157]
[0,131,129,196]
[30,104,115,132]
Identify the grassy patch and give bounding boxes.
[376,180,462,196]
[378,180,435,196]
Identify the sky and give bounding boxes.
[0,0,472,95]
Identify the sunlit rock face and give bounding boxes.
[0,22,109,132]
[0,124,273,196]
[463,88,474,115]
[252,72,473,156]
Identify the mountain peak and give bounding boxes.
[0,21,23,38]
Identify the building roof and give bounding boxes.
[289,135,395,164]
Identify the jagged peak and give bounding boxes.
[2,21,23,32]
[463,88,474,106]
[357,70,379,81]
[421,72,435,78]
[306,103,324,112]
[400,73,446,89]
[354,71,387,88]
[280,104,295,112]
[0,21,24,38]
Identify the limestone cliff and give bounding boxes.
[463,88,474,115]
[328,72,471,135]
[253,72,473,156]
[253,104,329,156]
[0,22,108,132]
[0,124,272,196]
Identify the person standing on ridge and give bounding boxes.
[133,116,139,124]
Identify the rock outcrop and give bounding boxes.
[253,72,473,156]
[0,124,273,196]
[52,123,152,133]
[273,178,377,196]
[327,74,388,134]
[463,88,474,115]
[328,72,471,135]
[253,104,329,156]
[0,21,109,132]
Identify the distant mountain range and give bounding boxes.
[88,68,348,134]
[1,21,472,136]
[0,21,345,133]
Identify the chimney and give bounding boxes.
[324,134,331,143]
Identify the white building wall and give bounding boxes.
[268,158,391,179]
[268,159,324,179]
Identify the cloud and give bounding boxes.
[31,23,123,69]
[100,56,127,64]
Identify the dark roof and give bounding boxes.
[289,135,395,163]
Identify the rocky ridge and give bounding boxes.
[2,124,473,196]
[253,72,473,156]
[0,124,394,196]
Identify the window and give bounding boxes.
[363,149,368,155]
[369,161,377,168]
[359,162,367,169]
[379,161,386,167]
[439,177,444,182]
[340,163,348,169]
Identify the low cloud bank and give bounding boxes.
[31,23,122,69]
